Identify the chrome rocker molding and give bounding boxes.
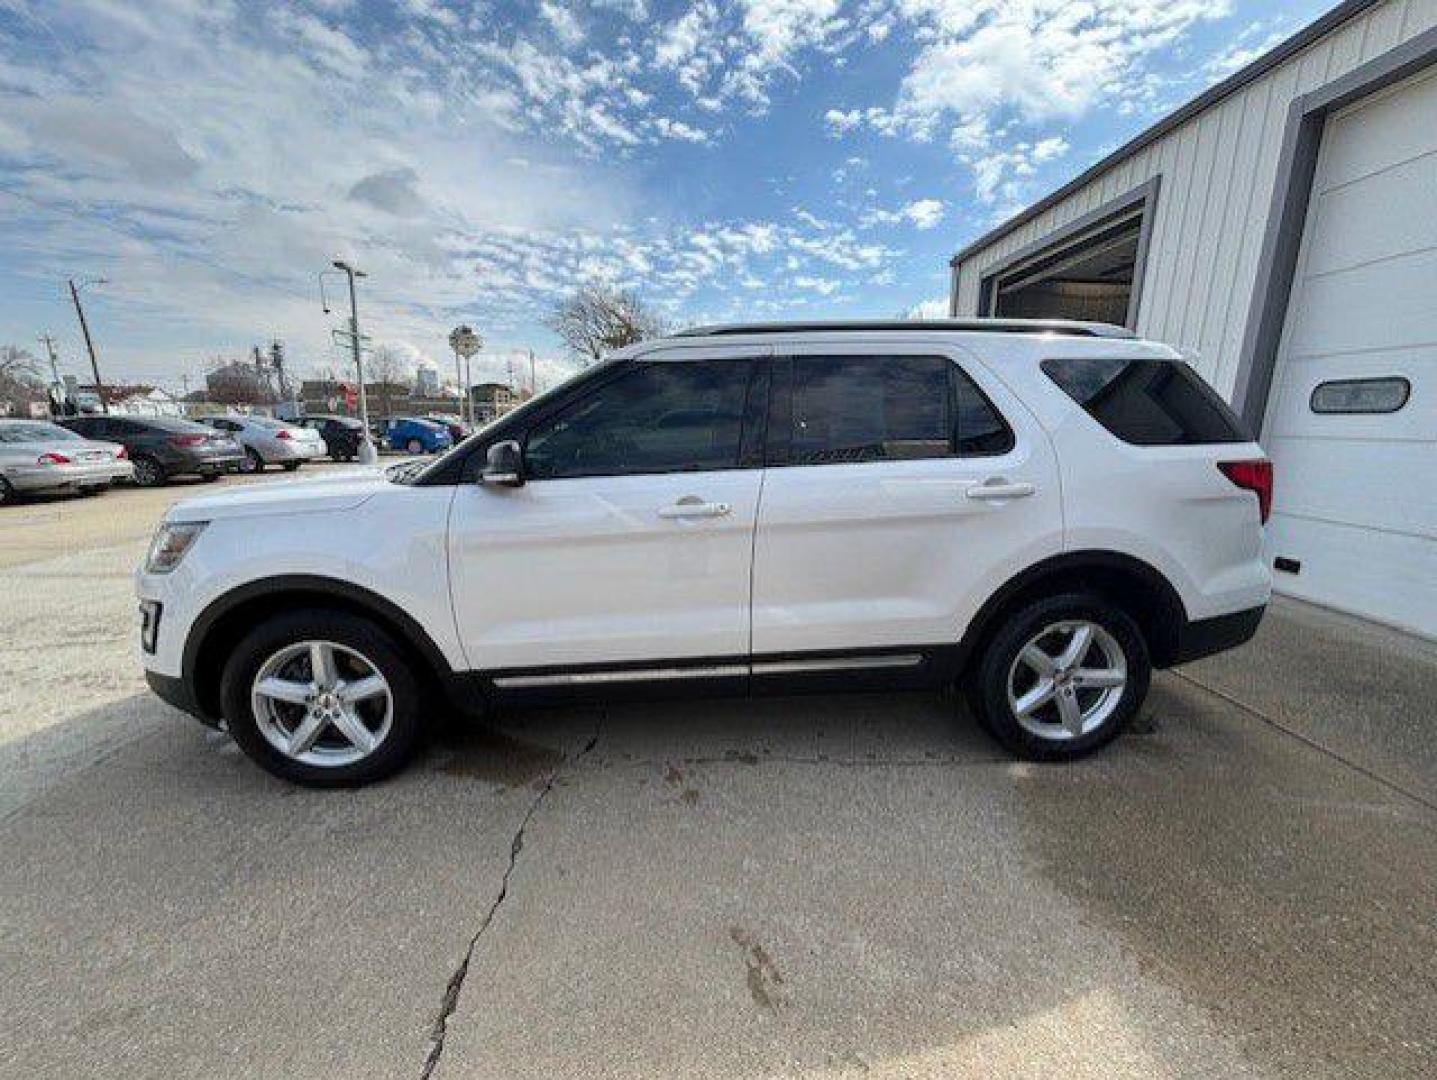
[492,653,926,689]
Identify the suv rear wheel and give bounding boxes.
[219,610,425,785]
[967,593,1149,760]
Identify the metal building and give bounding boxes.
[948,0,1437,638]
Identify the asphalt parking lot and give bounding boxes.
[2,465,1434,1079]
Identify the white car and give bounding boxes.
[0,418,133,503]
[198,415,325,473]
[137,320,1272,785]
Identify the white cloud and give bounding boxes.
[861,197,946,230]
[539,0,585,48]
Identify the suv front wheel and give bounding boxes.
[968,593,1150,761]
[219,610,425,785]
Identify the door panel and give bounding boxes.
[447,349,769,670]
[751,346,1063,654]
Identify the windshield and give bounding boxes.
[0,422,80,443]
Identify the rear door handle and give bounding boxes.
[658,498,732,519]
[966,479,1035,501]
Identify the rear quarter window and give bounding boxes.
[1042,357,1249,446]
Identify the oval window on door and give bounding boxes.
[1310,377,1410,415]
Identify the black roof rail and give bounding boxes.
[672,318,1134,339]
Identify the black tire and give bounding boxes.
[79,484,108,496]
[282,461,302,471]
[406,438,423,454]
[219,609,426,786]
[201,472,222,483]
[131,455,166,487]
[966,592,1150,762]
[0,476,15,505]
[241,448,264,474]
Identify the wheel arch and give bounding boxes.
[957,551,1190,674]
[184,575,467,722]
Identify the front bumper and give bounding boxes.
[145,669,218,728]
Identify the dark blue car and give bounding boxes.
[384,417,452,454]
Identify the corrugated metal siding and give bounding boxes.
[951,0,1437,397]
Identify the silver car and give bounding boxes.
[0,417,134,504]
[199,415,326,474]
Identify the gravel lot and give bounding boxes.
[2,464,1434,1079]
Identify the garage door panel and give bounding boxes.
[1303,150,1437,276]
[1265,515,1436,639]
[1265,347,1430,441]
[1317,67,1437,189]
[1265,436,1436,536]
[1266,66,1436,638]
[1284,245,1437,359]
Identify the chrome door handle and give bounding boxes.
[658,499,732,519]
[966,479,1035,500]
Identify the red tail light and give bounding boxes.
[115,445,128,460]
[37,452,72,465]
[1218,459,1273,524]
[275,429,293,440]
[171,434,207,447]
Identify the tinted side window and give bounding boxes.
[524,360,751,480]
[783,355,1013,464]
[789,355,950,464]
[1043,357,1248,445]
[953,367,1015,455]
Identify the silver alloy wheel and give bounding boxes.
[1006,620,1127,740]
[250,640,394,767]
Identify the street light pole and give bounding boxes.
[68,277,108,414]
[331,259,377,464]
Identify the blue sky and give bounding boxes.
[0,0,1334,389]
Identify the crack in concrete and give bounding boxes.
[1172,669,1437,815]
[419,723,601,1079]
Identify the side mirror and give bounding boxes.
[481,440,524,487]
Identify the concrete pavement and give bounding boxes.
[1,473,1434,1078]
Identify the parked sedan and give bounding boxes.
[383,417,452,454]
[295,414,366,461]
[61,415,245,486]
[0,418,133,504]
[200,415,326,473]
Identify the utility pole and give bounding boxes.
[37,334,61,383]
[529,349,537,396]
[328,260,377,463]
[67,277,109,413]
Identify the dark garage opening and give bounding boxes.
[984,210,1146,328]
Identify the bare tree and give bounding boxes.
[547,283,669,364]
[367,346,411,419]
[0,345,43,415]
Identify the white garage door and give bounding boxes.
[1263,66,1437,639]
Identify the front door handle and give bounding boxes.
[658,497,732,519]
[966,479,1035,501]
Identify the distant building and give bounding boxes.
[470,382,521,423]
[414,366,441,397]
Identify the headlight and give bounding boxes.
[145,521,207,574]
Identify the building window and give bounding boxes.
[1309,377,1410,415]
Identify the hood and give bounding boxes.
[164,466,391,523]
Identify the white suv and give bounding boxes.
[137,321,1272,785]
